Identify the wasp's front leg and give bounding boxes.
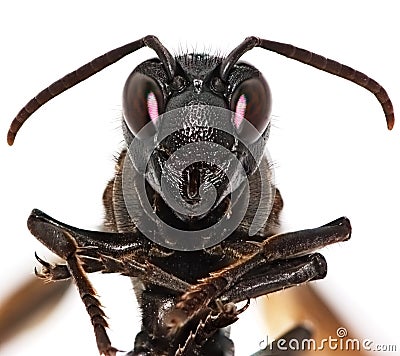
[27,209,192,355]
[29,209,190,289]
[220,253,327,304]
[28,210,118,356]
[167,217,351,329]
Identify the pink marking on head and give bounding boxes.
[234,94,247,128]
[147,92,159,123]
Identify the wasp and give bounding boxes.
[7,36,394,355]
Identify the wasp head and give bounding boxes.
[122,53,272,226]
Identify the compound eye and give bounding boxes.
[123,72,164,136]
[230,77,272,135]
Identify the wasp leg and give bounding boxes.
[34,250,191,294]
[101,255,191,292]
[34,252,71,281]
[175,300,249,356]
[27,209,193,355]
[26,210,127,355]
[27,209,156,258]
[251,325,312,356]
[34,249,190,294]
[66,248,118,356]
[33,251,112,281]
[28,209,190,290]
[174,255,323,356]
[220,253,326,304]
[167,217,351,328]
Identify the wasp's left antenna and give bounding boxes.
[7,35,176,145]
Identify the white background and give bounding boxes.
[0,1,399,355]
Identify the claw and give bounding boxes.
[34,253,52,280]
[237,297,251,314]
[34,251,51,268]
[33,252,71,281]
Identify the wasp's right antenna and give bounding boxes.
[220,36,394,130]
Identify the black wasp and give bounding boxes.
[8,36,394,355]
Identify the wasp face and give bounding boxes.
[122,54,272,224]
